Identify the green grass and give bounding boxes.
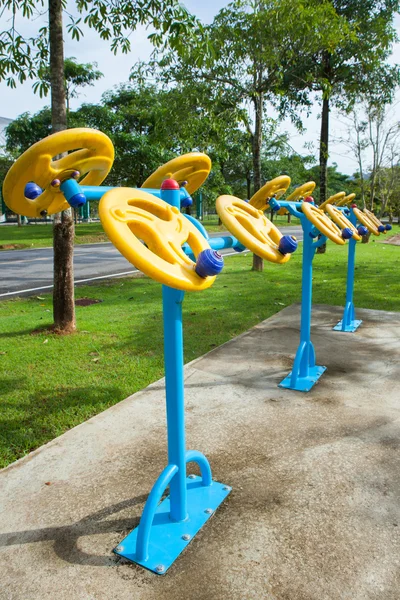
[0,222,109,249]
[0,236,399,468]
[0,213,301,249]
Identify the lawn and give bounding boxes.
[0,213,299,250]
[0,236,399,468]
[0,221,109,249]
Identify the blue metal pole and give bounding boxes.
[162,285,188,522]
[333,210,362,332]
[275,201,327,392]
[298,222,315,378]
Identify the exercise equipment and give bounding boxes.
[141,152,211,195]
[267,194,358,391]
[249,176,291,212]
[2,128,114,217]
[286,181,316,201]
[316,191,391,332]
[99,179,230,574]
[318,191,346,212]
[216,195,294,263]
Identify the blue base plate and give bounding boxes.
[278,365,326,392]
[333,319,362,333]
[114,476,231,574]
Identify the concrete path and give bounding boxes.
[0,227,303,298]
[1,304,399,600]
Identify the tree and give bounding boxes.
[0,0,203,332]
[152,0,348,270]
[294,1,400,207]
[34,57,103,117]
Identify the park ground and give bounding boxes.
[0,229,399,468]
[0,214,300,250]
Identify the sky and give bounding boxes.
[1,1,400,176]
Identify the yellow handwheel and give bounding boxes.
[337,193,355,207]
[364,208,384,229]
[352,207,380,236]
[2,128,114,217]
[99,188,217,292]
[301,202,346,245]
[216,195,293,263]
[249,176,291,212]
[326,204,361,241]
[319,191,346,211]
[286,181,316,201]
[141,153,211,195]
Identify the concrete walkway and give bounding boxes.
[1,304,399,600]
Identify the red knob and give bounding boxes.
[161,178,180,190]
[304,196,314,203]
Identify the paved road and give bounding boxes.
[0,227,303,298]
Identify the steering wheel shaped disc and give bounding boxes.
[3,128,114,217]
[141,153,211,195]
[326,205,361,241]
[352,207,380,236]
[286,181,316,201]
[216,195,291,263]
[319,191,346,211]
[249,176,291,211]
[337,193,355,207]
[364,208,384,229]
[301,202,345,245]
[99,188,216,292]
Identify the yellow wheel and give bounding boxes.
[99,188,217,292]
[286,181,316,201]
[352,207,380,236]
[326,204,361,241]
[364,208,384,229]
[301,202,346,245]
[2,128,114,217]
[337,193,355,207]
[249,176,291,212]
[319,191,346,211]
[141,153,211,195]
[216,195,292,263]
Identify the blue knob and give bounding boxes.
[272,202,281,212]
[68,193,87,208]
[278,235,298,254]
[195,249,224,278]
[341,227,353,240]
[181,195,193,208]
[24,181,43,199]
[378,225,385,233]
[234,242,246,253]
[385,224,392,231]
[357,225,368,236]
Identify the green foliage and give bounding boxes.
[153,0,348,117]
[4,108,52,157]
[32,57,103,107]
[0,0,207,90]
[292,0,400,109]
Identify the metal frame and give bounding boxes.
[269,198,327,392]
[332,208,362,332]
[58,181,234,574]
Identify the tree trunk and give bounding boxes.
[361,231,371,244]
[49,0,76,333]
[17,214,22,227]
[246,175,251,200]
[252,91,263,272]
[317,93,330,255]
